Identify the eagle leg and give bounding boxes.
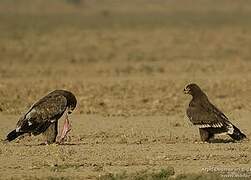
[58,114,72,143]
[199,128,214,142]
[42,122,58,144]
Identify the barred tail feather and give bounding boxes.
[228,125,246,141]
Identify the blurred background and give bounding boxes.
[0,2,250,179]
[0,0,250,116]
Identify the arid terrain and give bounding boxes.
[0,0,250,179]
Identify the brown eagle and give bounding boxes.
[184,83,246,142]
[5,90,77,144]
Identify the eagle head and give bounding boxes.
[184,83,203,97]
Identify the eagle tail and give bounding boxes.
[5,130,25,142]
[228,125,246,141]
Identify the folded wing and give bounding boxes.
[16,93,67,135]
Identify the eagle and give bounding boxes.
[184,83,246,142]
[5,90,77,144]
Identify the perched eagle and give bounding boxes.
[6,90,77,144]
[184,83,246,142]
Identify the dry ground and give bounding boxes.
[0,113,250,179]
[0,0,250,179]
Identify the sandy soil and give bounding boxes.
[0,111,250,179]
[0,1,251,179]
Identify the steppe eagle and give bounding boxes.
[184,83,246,142]
[6,90,77,144]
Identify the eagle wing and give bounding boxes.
[16,93,67,135]
[187,99,232,129]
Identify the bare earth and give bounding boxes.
[0,112,250,179]
[0,0,251,179]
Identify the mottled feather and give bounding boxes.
[6,89,77,143]
[16,93,67,134]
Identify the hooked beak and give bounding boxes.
[184,87,190,94]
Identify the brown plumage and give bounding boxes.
[184,83,246,142]
[6,90,77,144]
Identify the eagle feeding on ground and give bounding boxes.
[5,90,77,144]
